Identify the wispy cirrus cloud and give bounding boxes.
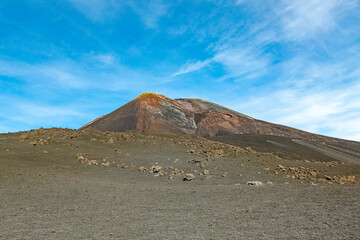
[66,0,122,22]
[280,0,359,41]
[230,51,360,141]
[82,52,116,66]
[172,46,269,81]
[0,56,172,92]
[0,94,87,131]
[172,59,212,77]
[129,0,170,28]
[0,59,86,89]
[67,0,170,28]
[212,47,269,81]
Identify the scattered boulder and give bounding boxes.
[324,175,356,184]
[117,163,128,169]
[183,173,196,181]
[275,165,317,181]
[169,168,184,176]
[87,160,98,165]
[150,165,162,173]
[138,166,147,172]
[245,147,255,154]
[76,153,88,163]
[203,169,210,175]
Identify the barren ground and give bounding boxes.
[1,128,359,239]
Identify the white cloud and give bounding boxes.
[67,0,121,22]
[130,0,170,28]
[281,0,343,40]
[235,0,245,5]
[231,56,360,141]
[172,59,212,77]
[95,54,115,65]
[83,52,116,66]
[172,45,269,79]
[67,0,169,28]
[213,47,269,80]
[0,59,86,89]
[0,96,87,132]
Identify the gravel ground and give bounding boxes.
[1,128,359,239]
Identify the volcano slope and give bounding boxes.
[81,93,360,165]
[1,128,359,239]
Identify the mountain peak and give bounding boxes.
[79,93,360,161]
[81,93,255,136]
[136,92,167,100]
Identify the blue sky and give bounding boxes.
[1,0,360,141]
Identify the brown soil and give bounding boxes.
[1,128,359,239]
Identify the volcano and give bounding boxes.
[2,94,359,239]
[81,93,360,163]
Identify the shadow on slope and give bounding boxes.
[210,134,359,164]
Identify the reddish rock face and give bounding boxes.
[78,93,333,138]
[80,93,197,135]
[80,93,360,159]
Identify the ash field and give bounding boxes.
[1,94,359,239]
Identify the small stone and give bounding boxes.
[76,153,88,163]
[154,172,164,177]
[101,162,110,167]
[245,147,255,153]
[222,172,228,177]
[119,164,128,169]
[203,169,210,175]
[247,181,263,186]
